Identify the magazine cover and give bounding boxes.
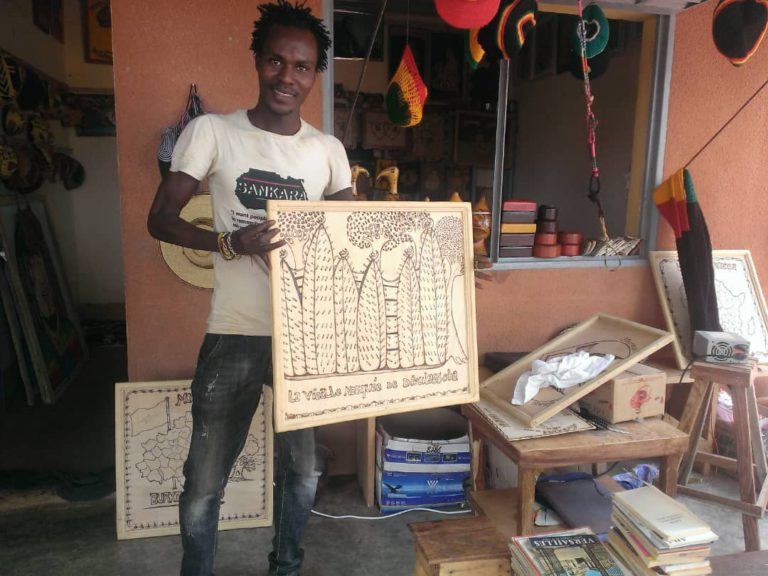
[512,528,626,576]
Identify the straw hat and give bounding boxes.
[159,194,215,289]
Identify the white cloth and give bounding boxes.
[511,351,615,405]
[171,110,351,336]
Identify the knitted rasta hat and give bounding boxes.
[571,3,610,60]
[477,0,538,61]
[386,45,428,127]
[465,28,486,69]
[435,0,501,30]
[712,0,768,66]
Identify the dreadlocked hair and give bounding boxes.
[250,0,332,72]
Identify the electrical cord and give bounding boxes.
[310,507,472,520]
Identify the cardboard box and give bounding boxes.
[578,363,666,423]
[375,408,470,512]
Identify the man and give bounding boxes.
[147,2,352,575]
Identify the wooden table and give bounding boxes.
[461,402,689,535]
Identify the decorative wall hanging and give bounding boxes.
[115,381,273,539]
[267,200,479,432]
[0,199,88,404]
[362,110,407,150]
[82,0,113,64]
[649,250,768,369]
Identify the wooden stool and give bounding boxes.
[677,361,768,551]
[409,516,511,576]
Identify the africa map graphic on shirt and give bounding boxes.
[235,168,307,210]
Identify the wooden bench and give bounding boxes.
[409,516,511,576]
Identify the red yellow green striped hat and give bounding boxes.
[712,0,768,66]
[465,28,486,69]
[477,0,538,60]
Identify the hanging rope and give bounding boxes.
[684,75,768,168]
[341,0,389,144]
[577,0,609,241]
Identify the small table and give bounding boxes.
[461,402,689,535]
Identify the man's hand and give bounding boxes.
[230,219,286,268]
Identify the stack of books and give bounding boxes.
[607,485,718,575]
[509,527,627,575]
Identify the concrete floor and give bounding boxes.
[1,344,767,575]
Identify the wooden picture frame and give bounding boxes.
[333,10,384,61]
[429,32,464,101]
[0,199,88,404]
[267,200,479,432]
[82,0,113,64]
[115,381,273,539]
[33,0,64,42]
[411,114,447,161]
[649,250,768,369]
[480,314,673,427]
[454,111,496,167]
[361,110,407,150]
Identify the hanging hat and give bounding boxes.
[0,54,26,104]
[159,194,215,289]
[386,45,429,127]
[0,140,18,179]
[435,0,501,30]
[465,28,486,69]
[478,0,538,61]
[1,102,26,137]
[571,3,610,60]
[712,0,768,66]
[2,142,45,194]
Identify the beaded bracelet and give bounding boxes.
[217,232,237,261]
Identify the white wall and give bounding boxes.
[0,0,123,309]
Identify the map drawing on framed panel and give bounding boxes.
[115,381,273,540]
[649,250,768,368]
[267,200,479,432]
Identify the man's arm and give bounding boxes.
[147,171,285,263]
[148,171,217,250]
[326,187,353,201]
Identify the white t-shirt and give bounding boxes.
[171,109,351,336]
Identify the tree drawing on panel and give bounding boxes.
[272,202,478,430]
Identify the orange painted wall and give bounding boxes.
[114,1,768,378]
[112,0,322,380]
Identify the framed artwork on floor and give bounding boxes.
[649,250,768,368]
[0,198,88,404]
[115,381,273,539]
[267,200,479,432]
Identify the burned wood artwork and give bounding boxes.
[268,201,479,432]
[115,381,273,539]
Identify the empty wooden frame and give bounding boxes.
[268,200,479,432]
[480,314,673,427]
[115,381,273,539]
[649,250,768,369]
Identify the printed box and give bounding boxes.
[578,363,666,423]
[375,408,470,512]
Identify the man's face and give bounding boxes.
[255,25,319,118]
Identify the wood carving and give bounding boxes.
[268,200,479,432]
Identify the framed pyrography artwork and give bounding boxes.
[82,0,113,64]
[267,200,479,432]
[362,110,407,150]
[649,250,768,369]
[480,314,673,427]
[115,381,273,539]
[454,111,496,167]
[0,199,88,404]
[333,10,384,61]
